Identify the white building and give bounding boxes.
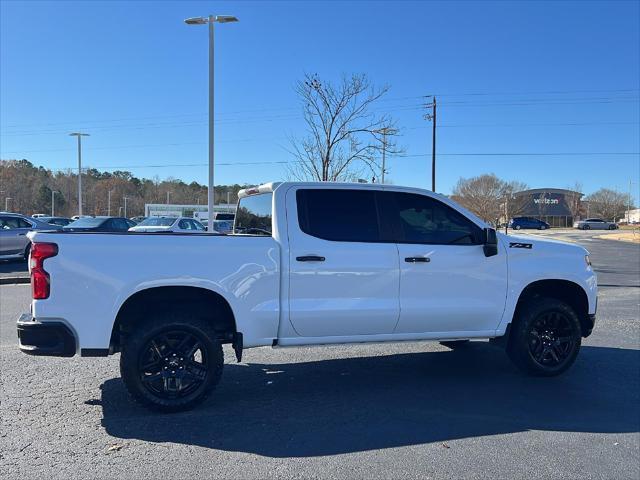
[144,203,235,221]
[623,208,640,223]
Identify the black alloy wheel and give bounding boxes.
[527,312,576,368]
[138,330,209,399]
[507,298,582,376]
[120,314,223,412]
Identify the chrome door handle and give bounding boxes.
[405,256,430,263]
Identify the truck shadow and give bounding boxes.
[99,345,639,457]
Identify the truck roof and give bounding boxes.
[237,181,490,229]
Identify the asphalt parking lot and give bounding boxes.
[1,230,638,479]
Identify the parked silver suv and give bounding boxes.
[0,213,61,260]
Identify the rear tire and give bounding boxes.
[507,298,581,376]
[120,313,223,412]
[440,340,470,349]
[583,225,590,230]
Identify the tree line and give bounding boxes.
[0,159,248,217]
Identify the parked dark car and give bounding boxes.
[38,216,73,227]
[63,216,136,232]
[509,217,550,230]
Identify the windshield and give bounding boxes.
[137,217,176,227]
[65,217,105,228]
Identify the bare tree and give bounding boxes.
[451,174,506,223]
[584,188,628,221]
[288,73,400,182]
[502,180,529,232]
[565,181,583,222]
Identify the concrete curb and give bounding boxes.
[0,276,30,285]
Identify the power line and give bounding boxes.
[37,151,639,172]
[2,90,638,133]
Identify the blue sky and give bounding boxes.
[1,0,639,200]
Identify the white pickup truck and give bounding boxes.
[18,182,597,412]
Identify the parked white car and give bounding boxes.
[19,182,597,412]
[574,218,618,230]
[128,216,207,233]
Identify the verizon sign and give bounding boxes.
[533,197,559,205]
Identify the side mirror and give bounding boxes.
[483,227,498,257]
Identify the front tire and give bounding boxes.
[120,313,223,412]
[507,298,581,376]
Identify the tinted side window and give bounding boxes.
[17,218,33,228]
[191,220,205,231]
[0,217,31,229]
[178,220,190,230]
[391,192,482,245]
[111,219,129,231]
[234,193,273,235]
[297,189,380,242]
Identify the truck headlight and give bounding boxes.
[585,255,591,267]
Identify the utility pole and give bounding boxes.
[108,190,113,216]
[424,96,437,192]
[373,127,397,184]
[166,191,171,204]
[69,132,90,216]
[5,197,12,211]
[123,196,129,218]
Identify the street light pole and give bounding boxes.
[123,196,128,218]
[108,190,113,216]
[69,132,90,216]
[51,190,57,216]
[166,191,171,204]
[185,14,238,229]
[208,16,215,226]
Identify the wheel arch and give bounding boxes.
[110,286,238,353]
[512,279,591,337]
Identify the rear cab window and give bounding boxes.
[296,189,381,242]
[234,192,273,236]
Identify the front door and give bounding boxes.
[287,187,400,337]
[384,191,508,335]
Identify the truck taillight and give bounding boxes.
[30,242,58,300]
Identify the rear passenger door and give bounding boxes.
[287,188,400,337]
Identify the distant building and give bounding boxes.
[623,208,640,223]
[513,188,583,228]
[144,203,234,222]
